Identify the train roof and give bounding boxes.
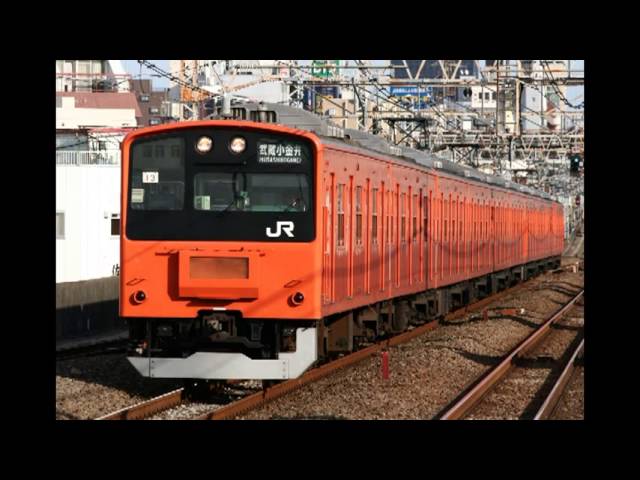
[212,100,555,202]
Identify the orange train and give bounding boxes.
[121,103,563,380]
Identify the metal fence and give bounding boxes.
[56,150,120,166]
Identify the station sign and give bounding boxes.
[389,85,433,97]
[311,60,341,79]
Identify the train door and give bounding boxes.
[470,196,475,275]
[353,183,365,297]
[454,193,460,281]
[412,192,420,285]
[348,177,354,297]
[438,192,448,285]
[447,192,452,280]
[419,189,429,283]
[370,185,380,294]
[428,189,433,287]
[335,182,348,301]
[523,201,529,261]
[463,191,468,276]
[322,175,333,304]
[491,200,496,272]
[399,190,407,287]
[386,187,393,291]
[394,184,400,288]
[439,191,444,284]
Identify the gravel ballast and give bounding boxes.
[550,366,584,420]
[56,354,182,420]
[237,270,584,420]
[466,302,584,420]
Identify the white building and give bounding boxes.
[521,83,547,132]
[56,60,139,284]
[470,86,497,110]
[56,164,121,282]
[56,60,130,93]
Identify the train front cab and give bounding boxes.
[120,121,324,380]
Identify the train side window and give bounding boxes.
[413,195,418,241]
[452,218,455,243]
[401,193,406,243]
[372,188,378,244]
[423,196,428,242]
[386,214,390,245]
[337,184,345,247]
[355,186,363,245]
[390,191,395,245]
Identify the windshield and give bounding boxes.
[194,172,309,212]
[125,127,315,242]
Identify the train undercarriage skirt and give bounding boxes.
[127,327,317,380]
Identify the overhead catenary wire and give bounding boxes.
[137,60,222,100]
[354,59,449,125]
[540,60,584,109]
[285,63,427,143]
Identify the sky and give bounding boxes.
[121,60,584,104]
[122,60,171,88]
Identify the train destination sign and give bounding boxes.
[258,142,303,164]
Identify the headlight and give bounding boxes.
[196,136,213,154]
[229,136,246,154]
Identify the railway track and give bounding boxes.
[96,388,186,420]
[438,289,584,420]
[535,338,584,420]
[197,281,538,420]
[97,280,529,420]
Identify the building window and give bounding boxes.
[485,92,490,101]
[111,214,120,236]
[492,92,497,100]
[149,118,161,126]
[149,107,160,114]
[140,94,150,102]
[56,212,65,239]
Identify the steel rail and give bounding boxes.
[96,388,185,420]
[534,338,584,420]
[195,282,530,421]
[439,289,584,420]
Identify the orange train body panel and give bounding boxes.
[121,120,564,324]
[318,141,563,318]
[120,121,324,321]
